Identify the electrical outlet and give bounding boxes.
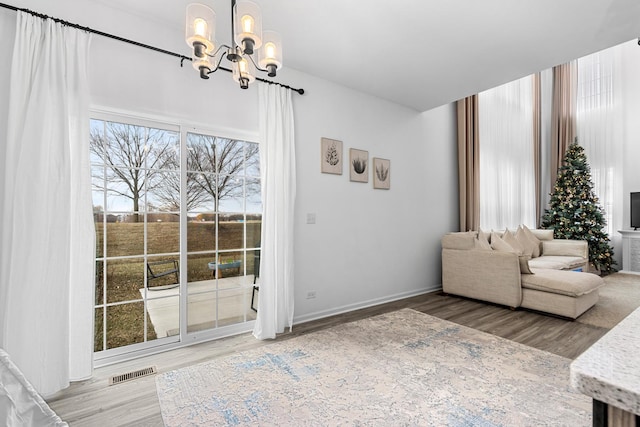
[306,213,316,224]
[306,291,317,299]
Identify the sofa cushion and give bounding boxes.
[542,240,587,258]
[441,232,476,250]
[528,255,586,270]
[522,269,603,297]
[530,228,554,241]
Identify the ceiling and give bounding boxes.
[81,0,640,111]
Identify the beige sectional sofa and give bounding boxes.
[441,229,604,319]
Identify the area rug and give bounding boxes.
[156,309,590,426]
[576,272,640,329]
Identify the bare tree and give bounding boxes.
[90,122,177,222]
[186,135,260,212]
[147,149,209,211]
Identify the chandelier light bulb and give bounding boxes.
[241,14,254,34]
[264,42,276,59]
[194,18,207,37]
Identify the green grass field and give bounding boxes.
[94,220,261,351]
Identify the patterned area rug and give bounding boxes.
[156,309,590,426]
[577,272,640,329]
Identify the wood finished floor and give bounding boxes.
[47,291,610,426]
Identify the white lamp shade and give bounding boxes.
[192,56,213,72]
[186,3,216,54]
[233,0,262,52]
[258,30,283,70]
[232,58,256,85]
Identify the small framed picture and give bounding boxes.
[373,158,390,189]
[321,138,343,175]
[349,148,368,183]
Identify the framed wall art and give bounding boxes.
[349,148,368,183]
[373,157,390,189]
[320,137,343,174]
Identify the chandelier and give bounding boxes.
[185,0,283,89]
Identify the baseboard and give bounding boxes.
[293,285,442,326]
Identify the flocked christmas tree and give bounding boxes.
[541,140,615,274]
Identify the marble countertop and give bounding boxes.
[570,307,640,415]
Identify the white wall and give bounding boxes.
[621,40,640,232]
[0,2,459,324]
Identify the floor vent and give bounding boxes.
[108,366,157,386]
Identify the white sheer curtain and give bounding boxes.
[0,12,94,396]
[479,75,537,230]
[253,83,296,340]
[576,46,624,256]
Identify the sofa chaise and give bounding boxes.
[441,228,604,319]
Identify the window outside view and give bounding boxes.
[91,117,261,354]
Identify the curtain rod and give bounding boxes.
[0,1,305,95]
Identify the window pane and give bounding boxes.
[187,289,217,333]
[218,175,244,212]
[187,172,215,212]
[145,128,179,171]
[106,222,144,257]
[187,133,217,173]
[246,220,261,250]
[95,260,104,305]
[89,119,105,165]
[147,171,180,212]
[104,122,146,169]
[246,177,261,214]
[147,220,180,255]
[94,216,104,258]
[146,295,180,339]
[187,217,216,252]
[215,251,243,279]
[187,253,215,283]
[217,288,256,327]
[105,258,144,303]
[106,302,147,349]
[218,217,244,250]
[245,142,260,177]
[217,138,244,175]
[146,256,180,289]
[105,167,145,213]
[94,307,104,352]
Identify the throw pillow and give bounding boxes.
[490,232,515,253]
[521,224,542,258]
[515,226,536,257]
[519,254,534,274]
[478,227,491,244]
[474,236,492,250]
[502,228,524,255]
[491,232,534,274]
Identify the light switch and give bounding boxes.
[306,213,316,224]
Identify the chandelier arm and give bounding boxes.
[246,53,268,73]
[205,44,231,60]
[206,50,230,75]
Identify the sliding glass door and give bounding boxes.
[91,113,260,361]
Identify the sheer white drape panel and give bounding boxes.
[576,46,623,250]
[0,12,94,396]
[253,83,296,340]
[479,75,536,230]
